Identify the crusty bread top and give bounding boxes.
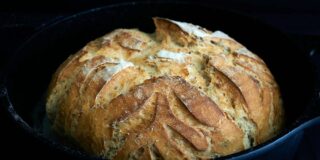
[46,17,283,159]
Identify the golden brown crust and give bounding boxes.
[46,17,283,159]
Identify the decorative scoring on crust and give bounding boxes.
[46,17,283,159]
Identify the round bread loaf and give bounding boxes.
[46,18,284,159]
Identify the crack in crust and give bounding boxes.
[46,17,283,159]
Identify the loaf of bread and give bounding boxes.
[46,18,284,159]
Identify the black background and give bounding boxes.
[1,0,320,159]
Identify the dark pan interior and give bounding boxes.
[4,1,316,159]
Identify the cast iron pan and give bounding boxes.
[1,1,320,159]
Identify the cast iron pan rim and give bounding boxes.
[5,0,282,61]
[222,117,320,159]
[0,87,97,159]
[1,1,319,159]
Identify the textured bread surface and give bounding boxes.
[46,18,284,159]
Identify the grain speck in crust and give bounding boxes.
[46,17,284,159]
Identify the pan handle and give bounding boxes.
[299,48,320,125]
[309,48,320,114]
[0,75,6,98]
[0,77,11,113]
[0,75,12,116]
